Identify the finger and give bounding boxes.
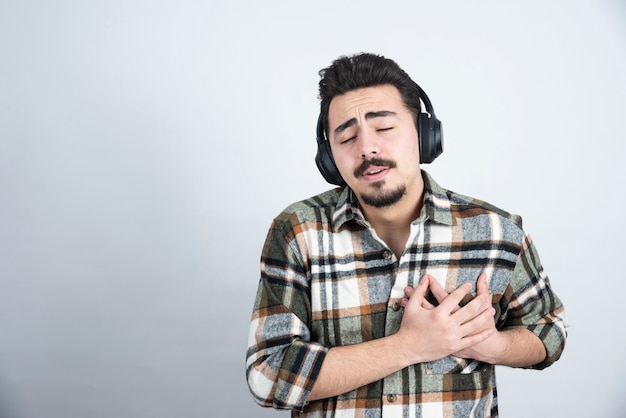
[459,326,496,348]
[453,291,492,325]
[427,275,450,304]
[476,273,489,297]
[459,305,496,333]
[421,298,436,310]
[427,278,464,313]
[455,273,491,322]
[437,282,473,313]
[401,296,435,309]
[403,275,430,310]
[400,286,415,307]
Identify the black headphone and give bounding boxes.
[315,84,443,186]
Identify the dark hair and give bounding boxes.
[318,52,422,136]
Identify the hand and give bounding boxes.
[413,273,502,363]
[395,275,496,365]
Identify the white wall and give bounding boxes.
[0,1,624,417]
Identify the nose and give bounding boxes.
[358,128,380,158]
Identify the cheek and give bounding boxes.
[400,136,420,160]
[333,153,353,177]
[329,145,350,169]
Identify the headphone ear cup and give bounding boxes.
[315,139,346,186]
[316,114,346,186]
[418,113,443,164]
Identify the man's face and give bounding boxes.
[327,84,422,209]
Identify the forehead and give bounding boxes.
[328,84,407,125]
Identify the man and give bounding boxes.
[246,53,566,417]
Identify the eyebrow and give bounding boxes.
[333,110,398,138]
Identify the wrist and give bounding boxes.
[390,331,423,368]
[482,330,506,364]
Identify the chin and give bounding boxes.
[359,185,406,208]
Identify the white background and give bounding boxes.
[1,1,625,417]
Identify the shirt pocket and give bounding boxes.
[425,355,488,374]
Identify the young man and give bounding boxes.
[246,53,566,417]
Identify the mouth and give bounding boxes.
[354,158,397,180]
[364,167,387,177]
[359,165,390,183]
[366,167,385,175]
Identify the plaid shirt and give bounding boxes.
[246,171,566,417]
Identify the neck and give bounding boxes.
[360,180,424,259]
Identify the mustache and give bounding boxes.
[354,157,397,177]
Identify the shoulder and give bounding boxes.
[423,172,525,242]
[282,188,343,215]
[447,189,526,244]
[272,187,344,228]
[447,188,523,228]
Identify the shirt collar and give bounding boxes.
[332,170,455,231]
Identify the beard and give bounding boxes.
[354,157,406,208]
[359,182,406,208]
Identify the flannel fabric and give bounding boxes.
[246,171,566,417]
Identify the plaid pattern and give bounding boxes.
[246,171,566,417]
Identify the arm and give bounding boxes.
[246,220,327,410]
[307,331,409,401]
[499,234,567,369]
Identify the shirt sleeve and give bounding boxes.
[500,232,567,369]
[246,217,328,411]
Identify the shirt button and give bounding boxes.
[383,251,392,260]
[391,301,401,311]
[387,394,397,403]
